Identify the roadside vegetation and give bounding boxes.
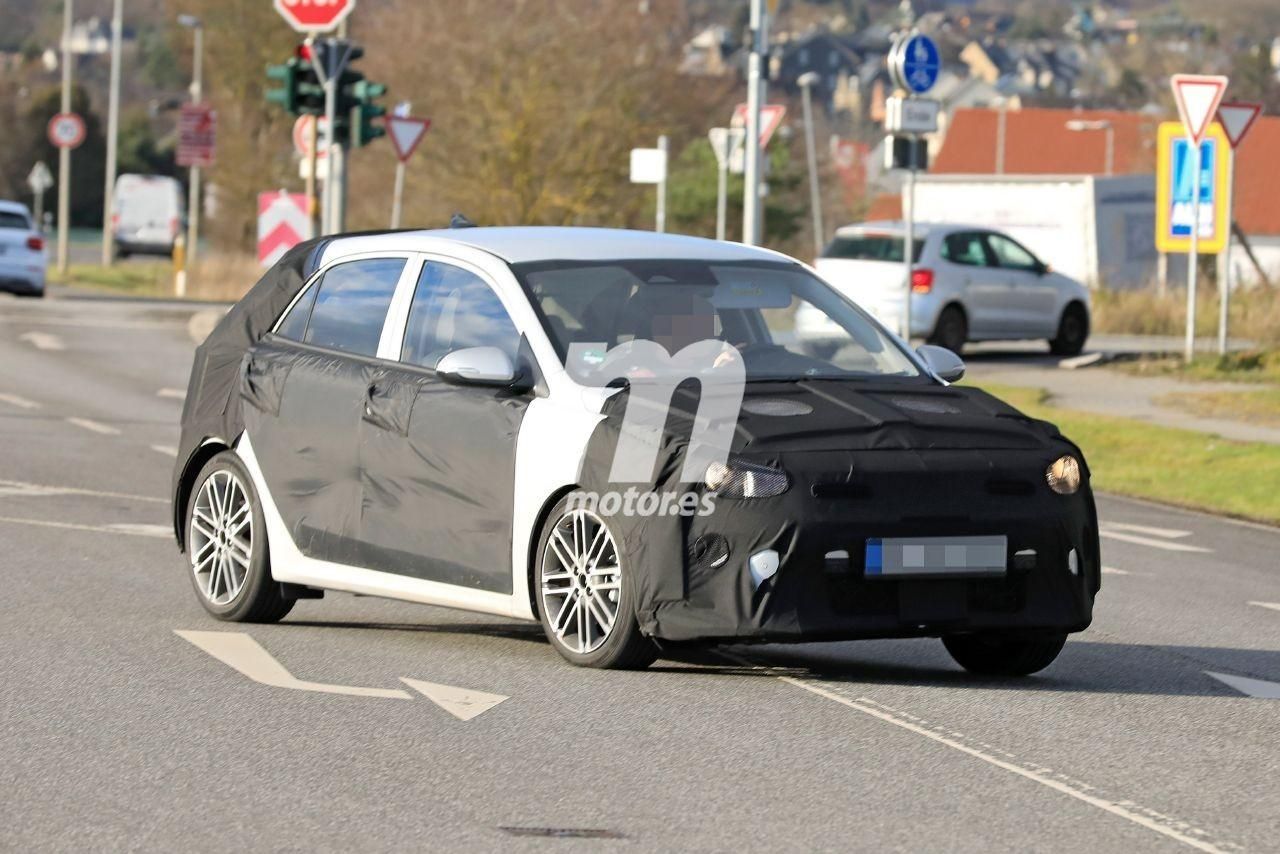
[50,254,260,302]
[1092,287,1280,347]
[974,382,1280,526]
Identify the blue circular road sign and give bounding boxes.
[894,33,940,95]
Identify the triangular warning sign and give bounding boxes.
[400,678,507,720]
[1171,74,1228,144]
[1216,101,1263,149]
[387,116,431,163]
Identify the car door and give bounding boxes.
[240,254,414,567]
[986,232,1058,337]
[939,231,1011,338]
[353,258,535,594]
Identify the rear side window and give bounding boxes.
[986,233,1040,271]
[942,233,991,267]
[286,258,406,357]
[0,211,30,230]
[401,262,520,369]
[822,234,923,263]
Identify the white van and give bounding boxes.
[113,174,185,257]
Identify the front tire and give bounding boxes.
[928,305,967,355]
[943,632,1067,676]
[185,451,293,623]
[534,498,657,669]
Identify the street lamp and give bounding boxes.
[1065,119,1114,177]
[178,14,203,292]
[101,0,123,266]
[797,71,825,258]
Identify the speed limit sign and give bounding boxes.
[47,113,86,150]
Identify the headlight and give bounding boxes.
[1046,455,1082,495]
[705,459,790,498]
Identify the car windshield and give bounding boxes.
[515,259,922,382]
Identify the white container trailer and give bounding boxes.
[909,174,1162,289]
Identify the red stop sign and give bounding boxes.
[273,0,356,33]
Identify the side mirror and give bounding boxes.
[1035,260,1051,276]
[435,346,518,387]
[917,344,966,382]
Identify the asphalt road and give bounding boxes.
[1,294,1277,853]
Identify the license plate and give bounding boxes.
[865,536,1007,578]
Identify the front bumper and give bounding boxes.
[625,451,1099,643]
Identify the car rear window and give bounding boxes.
[822,234,923,263]
[0,211,30,230]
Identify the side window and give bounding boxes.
[986,234,1040,271]
[942,232,991,267]
[302,258,406,357]
[401,262,520,369]
[275,282,318,341]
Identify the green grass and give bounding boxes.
[51,262,172,296]
[1111,349,1280,385]
[971,382,1280,526]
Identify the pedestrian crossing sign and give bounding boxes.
[1155,121,1230,255]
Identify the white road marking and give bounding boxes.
[0,515,168,538]
[156,388,186,400]
[1101,566,1130,575]
[65,417,121,436]
[18,331,65,351]
[1204,671,1280,700]
[0,392,39,410]
[776,675,1234,853]
[0,478,165,503]
[176,631,412,699]
[151,444,179,457]
[1099,530,1211,553]
[1103,522,1193,539]
[1247,601,1280,613]
[104,523,171,538]
[400,678,509,721]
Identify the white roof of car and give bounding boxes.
[327,226,793,265]
[0,200,32,216]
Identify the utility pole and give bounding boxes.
[178,14,204,292]
[56,0,74,275]
[1185,137,1201,363]
[742,0,768,246]
[101,0,123,266]
[655,135,668,233]
[798,72,824,257]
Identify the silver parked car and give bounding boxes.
[0,201,46,298]
[800,221,1091,355]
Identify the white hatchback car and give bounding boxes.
[0,201,47,297]
[801,222,1091,355]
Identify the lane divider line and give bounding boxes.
[1204,671,1280,700]
[18,331,65,351]
[0,515,169,538]
[1103,522,1193,539]
[1247,601,1280,613]
[156,388,186,400]
[65,417,121,436]
[1101,566,1132,576]
[176,631,413,699]
[717,651,1235,853]
[0,478,165,504]
[0,393,40,410]
[1100,530,1211,554]
[151,445,179,457]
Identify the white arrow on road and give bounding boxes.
[177,631,412,699]
[400,678,509,721]
[1205,671,1280,699]
[1099,523,1211,553]
[19,331,64,351]
[177,631,509,718]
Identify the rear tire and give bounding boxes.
[185,451,293,624]
[928,305,967,355]
[943,632,1067,676]
[1049,303,1089,356]
[534,497,658,670]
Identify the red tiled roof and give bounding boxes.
[932,107,1280,235]
[933,107,1159,176]
[1232,115,1280,237]
[865,193,901,221]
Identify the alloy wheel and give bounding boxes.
[189,470,254,606]
[540,508,622,655]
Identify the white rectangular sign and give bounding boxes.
[884,97,939,134]
[630,148,667,184]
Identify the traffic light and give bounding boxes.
[265,45,324,116]
[352,79,388,147]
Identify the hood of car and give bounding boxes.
[655,380,1066,455]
